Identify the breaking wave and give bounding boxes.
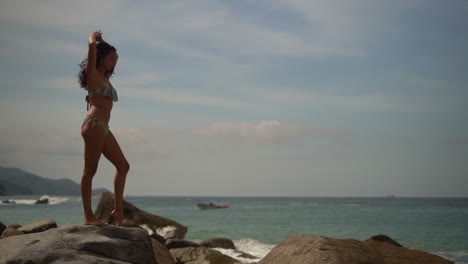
[1,195,70,205]
[213,238,275,263]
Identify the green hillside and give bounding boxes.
[0,166,108,196]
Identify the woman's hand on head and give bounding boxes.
[95,30,104,42]
[89,30,104,45]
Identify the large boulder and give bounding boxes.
[170,246,242,264]
[258,235,454,264]
[95,192,188,239]
[0,224,157,264]
[17,219,57,234]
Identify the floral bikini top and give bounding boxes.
[86,84,118,110]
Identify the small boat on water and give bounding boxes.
[2,199,16,204]
[197,203,229,210]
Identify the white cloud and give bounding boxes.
[192,120,344,142]
[0,121,342,167]
[111,127,177,158]
[0,126,81,157]
[0,125,175,161]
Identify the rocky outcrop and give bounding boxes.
[170,246,242,264]
[199,238,236,250]
[0,221,6,236]
[166,239,201,249]
[366,234,403,247]
[258,234,454,264]
[8,224,22,229]
[0,224,160,264]
[1,227,23,238]
[1,220,57,238]
[151,238,178,264]
[95,192,188,239]
[17,219,57,234]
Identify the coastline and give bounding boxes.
[1,195,467,263]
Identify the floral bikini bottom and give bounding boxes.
[81,116,110,136]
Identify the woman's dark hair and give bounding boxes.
[78,42,117,89]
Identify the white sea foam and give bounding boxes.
[1,196,69,205]
[434,250,468,264]
[48,196,70,204]
[139,224,154,236]
[212,238,275,264]
[214,243,468,264]
[213,240,468,264]
[3,199,37,205]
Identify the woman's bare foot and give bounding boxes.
[111,210,123,226]
[84,218,108,226]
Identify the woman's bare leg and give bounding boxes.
[81,122,108,226]
[102,130,130,226]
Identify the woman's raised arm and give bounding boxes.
[85,30,103,75]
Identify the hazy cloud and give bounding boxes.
[444,137,468,145]
[192,121,344,142]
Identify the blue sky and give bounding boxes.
[0,0,467,197]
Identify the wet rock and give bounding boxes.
[95,192,188,239]
[0,221,6,235]
[165,239,200,249]
[199,237,236,250]
[366,234,403,247]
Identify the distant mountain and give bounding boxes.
[0,166,108,196]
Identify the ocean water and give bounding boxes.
[1,196,467,263]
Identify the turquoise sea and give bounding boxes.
[1,196,467,263]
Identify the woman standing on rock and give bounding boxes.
[77,30,129,226]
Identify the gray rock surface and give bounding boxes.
[258,234,454,264]
[151,238,177,264]
[95,191,188,239]
[0,224,157,264]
